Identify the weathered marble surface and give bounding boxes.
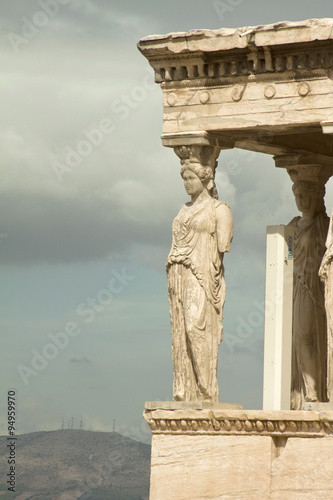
[150,434,333,500]
[144,401,242,410]
[145,408,333,500]
[320,209,333,402]
[288,170,329,409]
[166,157,232,402]
[150,434,272,500]
[270,437,333,499]
[138,18,333,149]
[138,19,333,55]
[144,408,333,437]
[138,17,333,498]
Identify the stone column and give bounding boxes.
[275,154,333,410]
[162,132,234,402]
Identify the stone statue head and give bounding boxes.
[292,180,326,217]
[180,162,218,199]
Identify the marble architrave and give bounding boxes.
[138,18,333,154]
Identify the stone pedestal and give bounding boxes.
[144,406,333,500]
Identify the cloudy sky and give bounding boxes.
[1,0,333,443]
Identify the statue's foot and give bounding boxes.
[173,394,185,401]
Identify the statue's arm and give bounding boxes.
[326,208,333,249]
[215,203,233,254]
[320,212,333,280]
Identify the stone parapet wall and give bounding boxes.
[144,407,333,499]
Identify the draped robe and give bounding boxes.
[289,213,329,409]
[166,193,233,402]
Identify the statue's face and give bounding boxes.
[294,184,317,216]
[295,191,312,212]
[182,170,204,198]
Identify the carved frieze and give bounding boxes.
[143,408,333,437]
[147,43,333,86]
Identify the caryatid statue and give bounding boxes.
[319,209,333,402]
[166,145,233,402]
[288,167,331,409]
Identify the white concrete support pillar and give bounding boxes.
[263,225,294,411]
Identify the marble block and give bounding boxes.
[144,408,333,499]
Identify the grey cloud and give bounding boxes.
[1,1,332,272]
[0,189,174,265]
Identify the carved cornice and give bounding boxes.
[150,50,333,85]
[138,19,333,83]
[138,21,333,85]
[139,40,333,86]
[143,408,333,438]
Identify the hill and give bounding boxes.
[0,430,150,499]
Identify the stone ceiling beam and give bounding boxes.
[138,19,333,160]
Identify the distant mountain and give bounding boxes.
[0,430,150,499]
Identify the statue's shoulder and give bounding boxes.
[213,199,232,215]
[212,199,231,210]
[288,216,301,227]
[212,200,233,228]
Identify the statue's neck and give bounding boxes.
[190,189,209,205]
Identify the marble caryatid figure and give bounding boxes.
[319,209,333,402]
[166,156,233,402]
[288,172,329,409]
